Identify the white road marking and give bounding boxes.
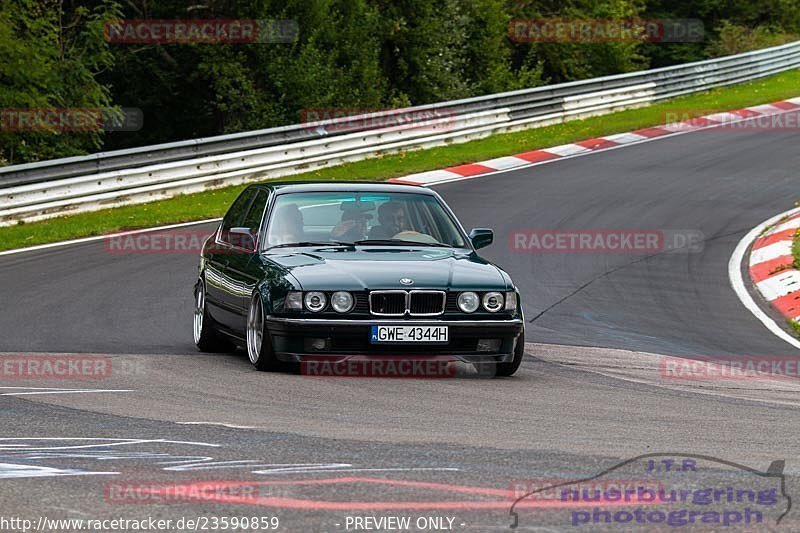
[250,465,459,475]
[0,386,133,396]
[241,464,353,475]
[728,206,800,350]
[769,217,800,235]
[0,439,226,479]
[0,218,221,257]
[177,421,258,430]
[0,462,118,479]
[0,438,462,479]
[0,438,220,451]
[159,459,264,471]
[276,467,461,474]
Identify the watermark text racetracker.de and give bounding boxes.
[508,18,704,43]
[0,107,142,132]
[0,354,143,379]
[104,480,290,504]
[104,229,218,255]
[509,229,704,254]
[663,108,800,131]
[660,355,800,381]
[300,356,457,378]
[104,19,298,44]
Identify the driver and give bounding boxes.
[368,201,407,239]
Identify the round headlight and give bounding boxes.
[483,292,504,312]
[330,291,354,313]
[457,292,480,313]
[304,291,327,312]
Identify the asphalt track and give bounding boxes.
[2,119,800,531]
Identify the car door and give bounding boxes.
[223,188,271,334]
[205,188,259,333]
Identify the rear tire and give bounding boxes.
[494,329,525,377]
[193,279,234,353]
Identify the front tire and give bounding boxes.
[193,279,233,352]
[495,329,525,377]
[246,293,283,372]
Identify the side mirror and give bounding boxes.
[228,227,257,251]
[469,228,493,250]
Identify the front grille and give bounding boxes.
[446,293,460,312]
[369,290,445,316]
[370,291,407,316]
[409,291,446,316]
[353,292,370,313]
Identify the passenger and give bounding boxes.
[269,204,304,245]
[331,206,372,242]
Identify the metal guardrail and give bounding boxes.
[1,40,799,226]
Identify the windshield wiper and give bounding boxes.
[266,241,355,250]
[353,239,451,247]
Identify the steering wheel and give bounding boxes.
[391,230,439,244]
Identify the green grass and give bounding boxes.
[792,228,800,270]
[781,229,800,338]
[787,319,800,338]
[3,69,800,252]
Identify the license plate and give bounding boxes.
[370,325,448,343]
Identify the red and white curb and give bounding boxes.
[390,97,800,186]
[749,213,800,321]
[730,207,800,351]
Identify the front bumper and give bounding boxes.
[265,316,524,363]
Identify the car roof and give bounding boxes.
[253,181,434,196]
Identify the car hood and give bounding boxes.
[263,247,509,291]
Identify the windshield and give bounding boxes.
[263,191,467,248]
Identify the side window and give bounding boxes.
[219,189,257,244]
[242,190,269,235]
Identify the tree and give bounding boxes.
[0,0,121,164]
